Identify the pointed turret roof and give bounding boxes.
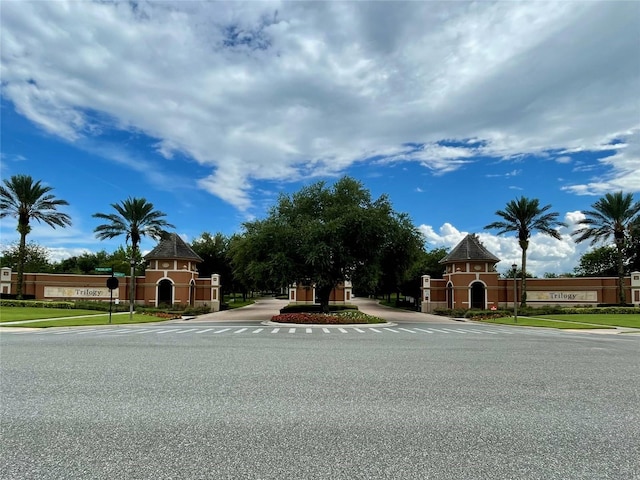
[439,234,500,264]
[144,233,203,262]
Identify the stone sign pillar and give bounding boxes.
[211,274,221,312]
[631,271,640,306]
[421,275,431,313]
[1,267,12,295]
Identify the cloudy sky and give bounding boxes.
[1,1,638,276]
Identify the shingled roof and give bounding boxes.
[439,234,500,264]
[144,233,203,262]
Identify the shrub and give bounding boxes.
[433,307,468,318]
[279,304,358,314]
[271,311,384,324]
[463,309,511,320]
[1,299,74,309]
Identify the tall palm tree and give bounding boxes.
[572,191,640,304]
[0,174,72,298]
[484,196,566,307]
[93,197,174,317]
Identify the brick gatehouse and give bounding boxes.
[1,234,221,311]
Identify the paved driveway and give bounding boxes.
[181,296,457,324]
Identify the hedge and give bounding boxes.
[0,300,74,309]
[279,304,359,314]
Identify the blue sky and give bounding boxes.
[1,1,639,276]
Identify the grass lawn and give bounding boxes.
[0,307,105,322]
[477,316,614,329]
[535,314,640,329]
[0,307,172,328]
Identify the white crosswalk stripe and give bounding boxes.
[5,325,593,338]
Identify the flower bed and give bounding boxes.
[271,311,385,324]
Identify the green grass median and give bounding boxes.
[476,316,614,329]
[0,307,172,328]
[535,314,640,329]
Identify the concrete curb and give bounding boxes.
[261,320,397,328]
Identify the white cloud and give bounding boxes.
[419,220,591,276]
[562,129,640,195]
[1,1,638,209]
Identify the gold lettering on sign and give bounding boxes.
[527,291,597,302]
[44,286,118,298]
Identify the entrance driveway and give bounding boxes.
[185,296,456,324]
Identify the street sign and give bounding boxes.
[106,277,119,290]
[113,272,126,277]
[95,267,112,272]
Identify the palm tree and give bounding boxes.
[0,174,72,298]
[93,197,174,317]
[484,196,567,307]
[572,191,640,304]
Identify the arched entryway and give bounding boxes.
[447,282,453,309]
[470,281,485,309]
[158,279,173,307]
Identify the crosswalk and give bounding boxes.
[3,325,578,338]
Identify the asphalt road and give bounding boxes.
[1,313,639,479]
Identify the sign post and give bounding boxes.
[101,267,119,324]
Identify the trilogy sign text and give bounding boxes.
[44,286,119,299]
[527,291,597,302]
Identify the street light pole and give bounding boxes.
[129,258,135,321]
[512,263,518,324]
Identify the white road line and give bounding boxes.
[456,329,485,334]
[271,328,280,333]
[398,328,416,334]
[441,328,466,334]
[353,328,366,333]
[288,328,296,334]
[128,329,156,335]
[322,328,331,334]
[383,328,399,333]
[427,328,450,334]
[493,329,515,334]
[413,328,433,334]
[306,328,313,334]
[73,329,98,335]
[156,329,178,334]
[213,328,230,334]
[368,328,382,333]
[196,328,214,334]
[252,328,264,333]
[175,329,197,334]
[234,328,248,334]
[338,328,348,333]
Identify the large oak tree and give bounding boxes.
[229,177,424,312]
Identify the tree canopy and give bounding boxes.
[484,196,566,307]
[0,174,72,297]
[229,177,424,311]
[572,192,640,303]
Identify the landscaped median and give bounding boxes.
[271,310,386,325]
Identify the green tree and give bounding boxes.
[93,197,174,316]
[374,213,426,302]
[572,191,640,304]
[230,177,421,312]
[190,232,234,294]
[573,245,618,277]
[485,196,566,307]
[0,241,51,273]
[397,247,448,303]
[0,174,72,298]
